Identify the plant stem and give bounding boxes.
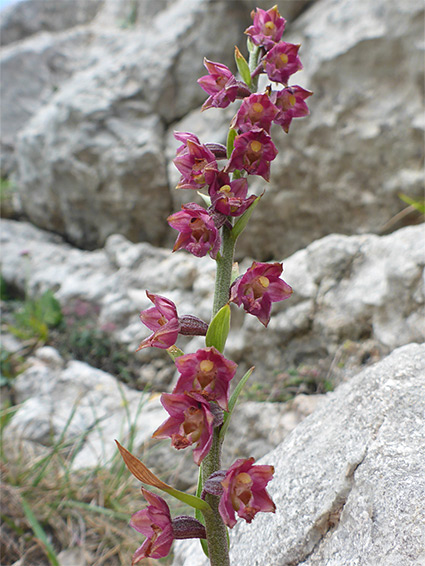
[201,429,229,566]
[212,225,235,318]
[201,224,237,565]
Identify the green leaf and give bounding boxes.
[231,193,263,241]
[162,486,211,511]
[38,290,63,327]
[116,441,211,511]
[167,345,185,361]
[398,193,425,214]
[234,46,251,87]
[205,304,231,353]
[220,366,255,441]
[226,128,237,159]
[21,496,60,566]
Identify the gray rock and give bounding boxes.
[0,28,96,176]
[12,0,256,248]
[0,0,103,46]
[226,223,425,385]
[173,342,425,566]
[5,347,165,470]
[1,219,423,389]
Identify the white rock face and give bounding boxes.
[3,0,422,255]
[1,219,423,387]
[5,347,165,470]
[173,343,425,566]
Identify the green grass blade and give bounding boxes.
[61,500,130,522]
[220,366,255,441]
[20,495,60,566]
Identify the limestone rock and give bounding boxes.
[173,342,425,566]
[5,347,165,470]
[1,219,423,390]
[12,0,256,248]
[0,0,103,46]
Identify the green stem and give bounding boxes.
[202,429,229,566]
[201,224,237,565]
[212,225,235,318]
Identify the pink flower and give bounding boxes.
[173,347,237,410]
[226,128,278,181]
[137,292,208,351]
[245,5,286,50]
[153,392,216,465]
[197,59,239,110]
[219,458,276,528]
[173,133,217,190]
[231,93,279,134]
[137,292,180,351]
[130,488,174,563]
[230,261,293,326]
[208,170,256,217]
[272,85,313,132]
[168,203,220,259]
[264,42,303,85]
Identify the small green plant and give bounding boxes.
[7,289,63,343]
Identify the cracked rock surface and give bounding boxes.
[173,343,425,566]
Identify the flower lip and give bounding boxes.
[218,457,276,528]
[173,346,237,410]
[130,488,174,563]
[245,5,286,50]
[230,261,293,326]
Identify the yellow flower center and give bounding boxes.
[289,94,296,106]
[250,140,262,153]
[252,102,264,114]
[259,276,270,288]
[236,472,252,485]
[265,21,275,31]
[280,53,289,65]
[219,184,231,194]
[200,359,215,373]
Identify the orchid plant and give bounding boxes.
[117,6,312,565]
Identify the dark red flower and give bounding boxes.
[219,457,276,528]
[245,5,286,50]
[230,261,292,326]
[168,203,220,259]
[264,42,303,85]
[273,85,313,132]
[173,347,237,410]
[198,58,239,110]
[173,132,217,190]
[153,392,216,465]
[231,93,279,134]
[130,488,174,563]
[208,169,255,217]
[226,128,278,181]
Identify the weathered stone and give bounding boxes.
[1,219,423,390]
[0,28,96,176]
[12,0,259,248]
[5,347,165,470]
[0,0,103,46]
[173,342,425,566]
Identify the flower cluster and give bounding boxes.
[118,6,312,564]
